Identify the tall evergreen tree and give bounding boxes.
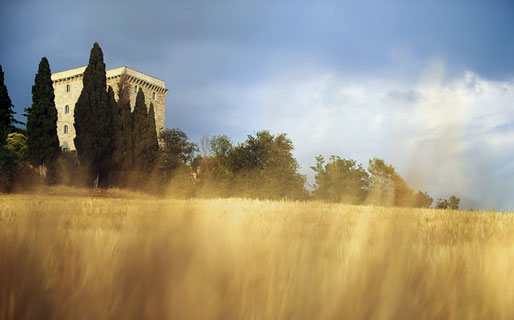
[107,86,122,184]
[146,103,159,165]
[115,73,133,183]
[132,88,149,171]
[0,64,17,142]
[26,57,60,178]
[120,101,133,173]
[74,42,113,187]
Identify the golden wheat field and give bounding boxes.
[1,189,514,320]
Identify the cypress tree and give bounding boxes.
[0,64,16,142]
[132,88,148,172]
[108,86,122,184]
[120,100,133,179]
[74,42,113,187]
[114,73,133,185]
[26,57,60,178]
[146,103,159,165]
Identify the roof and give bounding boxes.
[51,66,166,90]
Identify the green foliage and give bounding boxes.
[436,198,449,209]
[56,150,82,186]
[131,88,146,170]
[310,156,433,207]
[0,132,29,192]
[436,195,460,210]
[413,190,433,208]
[108,86,124,184]
[74,43,113,185]
[192,136,233,198]
[159,128,198,172]
[165,165,196,198]
[449,195,460,210]
[367,158,414,206]
[118,92,133,181]
[26,57,60,174]
[132,88,158,173]
[0,145,17,192]
[115,72,133,173]
[367,158,397,205]
[146,103,159,165]
[227,131,306,199]
[311,155,369,203]
[209,135,233,176]
[0,64,18,141]
[5,132,28,161]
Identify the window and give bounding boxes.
[134,85,137,93]
[65,105,70,114]
[66,84,70,92]
[152,92,156,100]
[64,125,68,134]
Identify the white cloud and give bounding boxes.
[194,63,514,210]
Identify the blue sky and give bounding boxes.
[1,0,514,209]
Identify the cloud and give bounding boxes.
[176,62,514,210]
[3,0,514,210]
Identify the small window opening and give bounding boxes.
[152,92,156,100]
[65,105,70,114]
[66,84,70,92]
[134,85,137,93]
[64,124,69,134]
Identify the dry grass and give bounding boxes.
[1,190,514,319]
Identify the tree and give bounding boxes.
[435,198,449,209]
[0,64,18,142]
[210,134,233,175]
[5,132,28,161]
[158,128,198,194]
[74,42,113,187]
[367,158,414,206]
[435,195,460,210]
[311,155,369,203]
[159,128,198,172]
[413,190,434,208]
[26,57,60,179]
[228,131,306,199]
[367,158,397,206]
[449,195,460,210]
[0,146,16,192]
[146,103,159,165]
[107,86,123,184]
[115,73,134,182]
[0,132,28,192]
[132,88,154,173]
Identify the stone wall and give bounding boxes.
[52,66,167,151]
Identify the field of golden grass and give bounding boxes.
[1,189,514,319]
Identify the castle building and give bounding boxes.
[51,66,168,151]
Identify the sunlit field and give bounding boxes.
[2,189,514,319]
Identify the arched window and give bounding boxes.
[64,124,69,134]
[66,84,70,92]
[134,85,137,93]
[65,105,70,114]
[152,92,156,100]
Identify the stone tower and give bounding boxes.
[51,66,168,151]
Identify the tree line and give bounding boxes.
[0,42,460,209]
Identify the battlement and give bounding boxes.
[52,66,168,151]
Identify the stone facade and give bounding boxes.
[51,66,168,151]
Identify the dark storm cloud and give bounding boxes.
[2,0,514,209]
